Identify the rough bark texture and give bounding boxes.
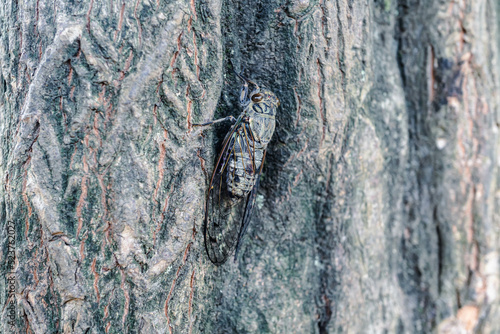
[1,0,499,333]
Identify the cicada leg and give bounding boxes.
[239,81,249,106]
[234,70,259,88]
[192,115,237,127]
[234,70,260,106]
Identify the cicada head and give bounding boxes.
[235,71,280,112]
[249,88,280,116]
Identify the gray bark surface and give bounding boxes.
[0,0,499,333]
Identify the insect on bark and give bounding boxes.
[194,72,280,265]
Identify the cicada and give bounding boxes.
[194,73,280,265]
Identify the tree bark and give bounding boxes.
[1,0,499,333]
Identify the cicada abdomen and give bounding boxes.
[195,74,280,265]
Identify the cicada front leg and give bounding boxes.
[234,70,261,108]
[192,115,237,128]
[239,80,250,107]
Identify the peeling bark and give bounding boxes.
[0,0,499,333]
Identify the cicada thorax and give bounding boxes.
[247,90,278,144]
[248,113,276,145]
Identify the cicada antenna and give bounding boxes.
[233,68,260,90]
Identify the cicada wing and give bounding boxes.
[204,120,248,265]
[233,150,267,261]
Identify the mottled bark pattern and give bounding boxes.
[0,0,499,333]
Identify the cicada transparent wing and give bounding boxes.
[204,117,248,264]
[233,150,266,260]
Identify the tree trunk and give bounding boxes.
[1,0,499,333]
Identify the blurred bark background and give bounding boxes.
[1,0,499,333]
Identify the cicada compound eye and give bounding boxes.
[251,93,263,103]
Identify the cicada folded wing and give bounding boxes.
[204,119,248,264]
